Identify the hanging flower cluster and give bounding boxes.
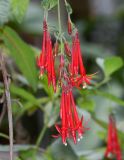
[37,0,93,145]
[104,114,122,160]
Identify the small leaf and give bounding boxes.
[104,56,123,77]
[42,0,58,10]
[2,26,38,90]
[0,133,9,140]
[65,2,72,15]
[0,0,10,26]
[11,0,30,23]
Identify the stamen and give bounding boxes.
[64,142,67,146]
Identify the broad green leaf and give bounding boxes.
[0,0,10,26]
[104,56,123,77]
[2,26,38,90]
[42,0,58,10]
[11,0,30,23]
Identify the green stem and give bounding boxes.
[58,0,63,54]
[36,124,47,148]
[95,77,110,89]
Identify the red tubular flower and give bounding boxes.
[64,41,71,57]
[105,114,122,160]
[37,19,56,92]
[53,40,59,57]
[37,20,47,76]
[54,84,88,145]
[67,15,72,35]
[46,33,56,92]
[70,31,93,88]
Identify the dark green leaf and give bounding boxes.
[2,26,38,90]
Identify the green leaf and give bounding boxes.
[94,90,124,107]
[49,139,78,160]
[65,2,72,15]
[2,26,38,90]
[41,75,54,98]
[104,56,123,77]
[78,98,95,112]
[10,84,38,104]
[11,0,30,23]
[0,133,9,140]
[0,0,10,26]
[42,0,58,10]
[19,148,37,160]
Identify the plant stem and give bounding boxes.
[95,77,110,89]
[58,0,63,54]
[0,52,13,160]
[36,124,47,148]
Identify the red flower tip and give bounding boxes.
[105,114,122,160]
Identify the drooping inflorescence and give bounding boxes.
[37,0,93,145]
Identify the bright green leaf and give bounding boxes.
[104,56,123,77]
[11,0,30,23]
[2,26,38,90]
